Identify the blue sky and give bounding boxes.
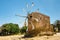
[0,0,60,27]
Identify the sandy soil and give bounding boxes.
[0,33,60,40]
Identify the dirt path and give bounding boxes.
[0,33,60,40]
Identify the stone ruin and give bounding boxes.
[25,12,54,37]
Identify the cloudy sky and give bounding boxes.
[0,0,60,27]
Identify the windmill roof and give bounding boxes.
[31,12,50,18]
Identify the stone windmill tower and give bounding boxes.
[25,12,54,37]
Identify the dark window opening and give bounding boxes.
[30,16,32,18]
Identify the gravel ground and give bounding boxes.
[0,33,60,40]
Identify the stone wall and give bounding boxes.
[26,12,53,36]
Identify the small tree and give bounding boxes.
[20,26,27,34]
[1,23,20,35]
[53,20,60,32]
[9,23,20,34]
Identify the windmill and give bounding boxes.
[15,1,54,37]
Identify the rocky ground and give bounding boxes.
[0,33,60,40]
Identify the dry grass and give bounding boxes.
[0,33,60,40]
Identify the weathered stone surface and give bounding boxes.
[26,12,53,36]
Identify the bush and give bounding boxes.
[20,26,27,34]
[0,23,20,36]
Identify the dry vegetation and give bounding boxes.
[0,33,60,40]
